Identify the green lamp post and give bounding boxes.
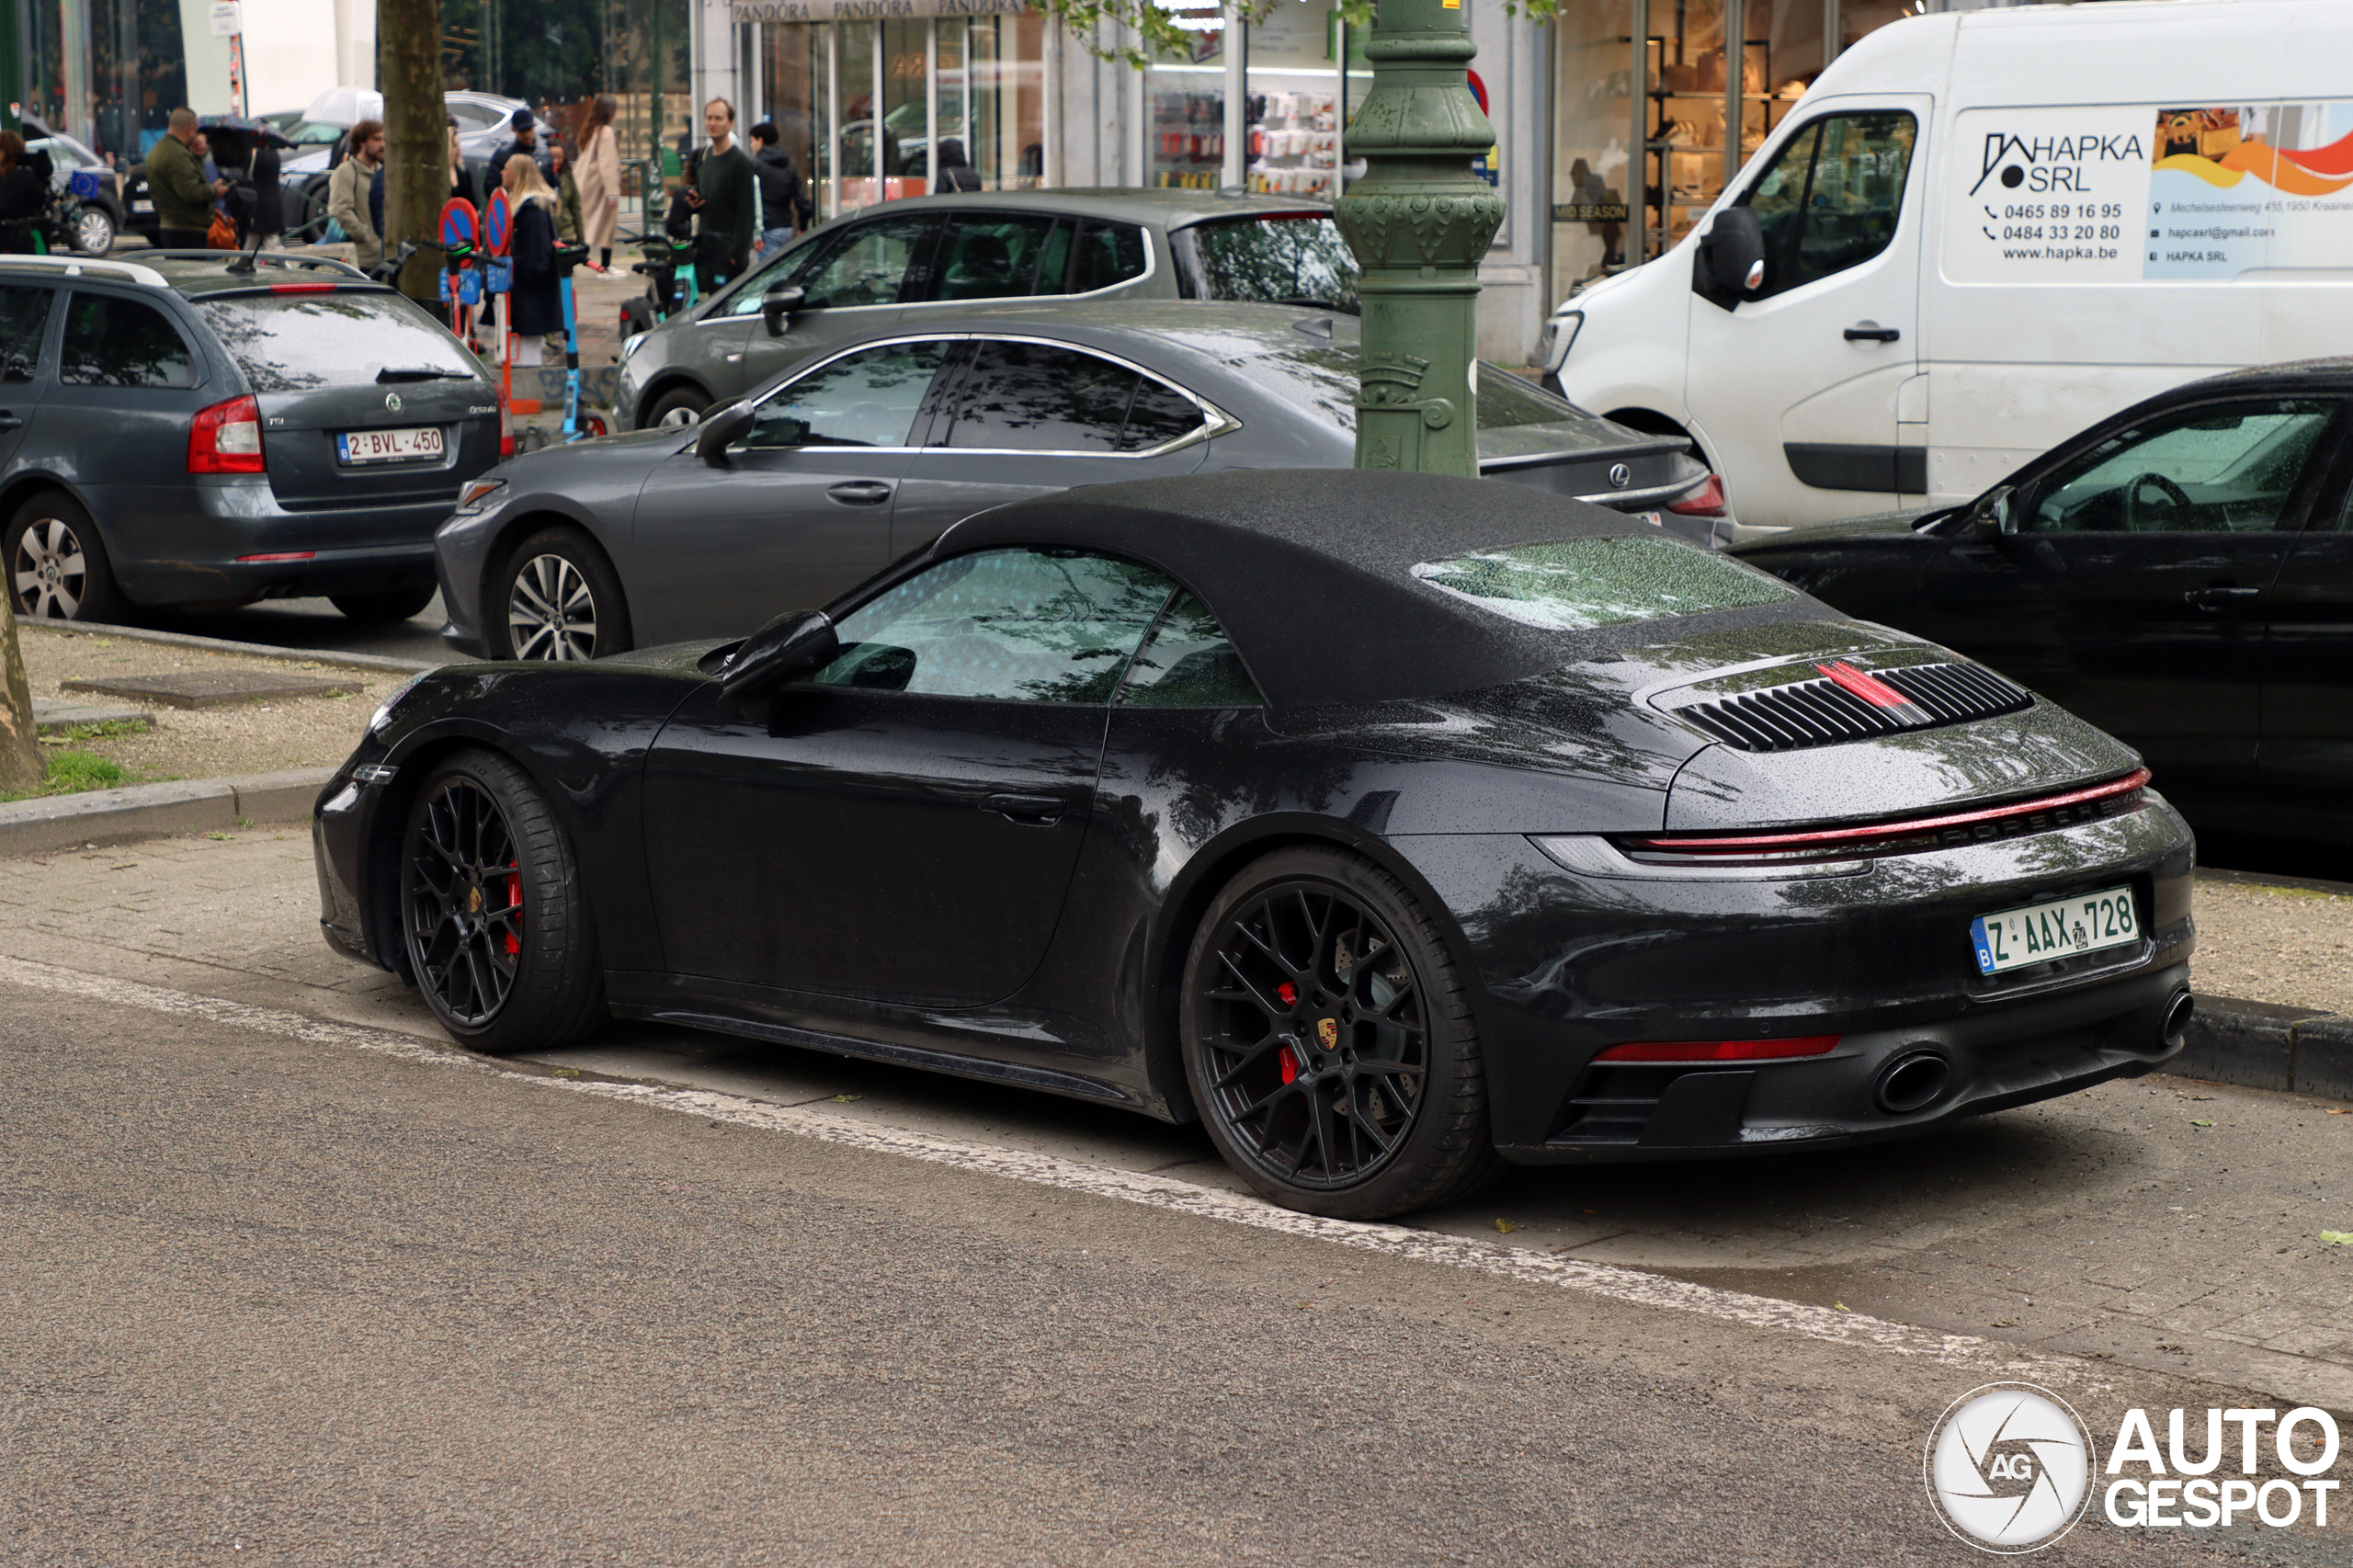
[1335,0,1505,476]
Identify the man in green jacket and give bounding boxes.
[144,108,224,249]
[686,98,756,293]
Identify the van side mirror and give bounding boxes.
[695,400,756,466]
[761,283,806,338]
[721,608,838,707]
[1693,207,1766,311]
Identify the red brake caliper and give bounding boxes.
[1276,982,1299,1083]
[504,863,521,956]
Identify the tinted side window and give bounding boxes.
[816,548,1176,703]
[2023,400,2336,534]
[0,284,53,380]
[1120,378,1204,452]
[1741,111,1916,299]
[748,340,948,449]
[931,213,1062,301]
[943,340,1141,452]
[793,215,933,310]
[1072,222,1147,293]
[194,292,477,392]
[60,293,195,388]
[1120,592,1263,708]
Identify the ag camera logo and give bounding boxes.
[1925,1383,2095,1553]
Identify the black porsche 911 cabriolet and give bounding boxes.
[314,471,2197,1219]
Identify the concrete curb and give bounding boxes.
[21,619,443,676]
[2172,996,2353,1103]
[0,767,336,856]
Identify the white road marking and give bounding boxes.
[6,954,2083,1378]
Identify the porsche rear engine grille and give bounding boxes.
[1677,662,2031,753]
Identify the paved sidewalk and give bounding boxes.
[2,829,2349,1414]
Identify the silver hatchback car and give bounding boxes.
[613,188,1359,431]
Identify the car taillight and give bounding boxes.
[497,386,515,458]
[270,282,336,293]
[1593,1035,1841,1063]
[1665,472,1726,517]
[188,394,265,474]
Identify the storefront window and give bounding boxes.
[1147,24,1225,192]
[1550,0,1635,290]
[1245,2,1344,202]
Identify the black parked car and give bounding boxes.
[0,252,504,626]
[322,471,2195,1219]
[1733,362,2353,846]
[438,303,1722,661]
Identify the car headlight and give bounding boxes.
[620,332,644,364]
[1546,310,1584,368]
[453,478,506,514]
[369,671,429,735]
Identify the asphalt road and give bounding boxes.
[2,977,2335,1567]
[139,593,460,665]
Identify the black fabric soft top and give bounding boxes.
[936,470,1806,710]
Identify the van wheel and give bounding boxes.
[5,493,126,624]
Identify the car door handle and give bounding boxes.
[984,792,1067,826]
[1843,323,1901,343]
[826,482,893,506]
[2185,585,2262,610]
[0,412,23,432]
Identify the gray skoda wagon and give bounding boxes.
[0,252,503,626]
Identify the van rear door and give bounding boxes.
[1683,98,1928,529]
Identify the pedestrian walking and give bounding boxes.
[245,134,283,248]
[447,116,479,212]
[503,154,563,368]
[326,118,384,272]
[687,98,755,294]
[143,108,226,251]
[0,133,46,254]
[574,94,621,271]
[487,108,547,189]
[747,121,807,263]
[551,139,585,246]
[933,138,983,193]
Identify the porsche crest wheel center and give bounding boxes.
[1315,1017,1341,1051]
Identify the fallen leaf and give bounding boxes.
[2190,1119,2214,1127]
[1833,1301,1849,1312]
[1992,1318,2018,1328]
[1494,1218,1518,1234]
[1581,1208,1597,1215]
[2329,1108,2349,1116]
[551,1067,580,1079]
[2321,1232,2353,1246]
[830,1094,862,1103]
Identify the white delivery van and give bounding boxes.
[1541,0,2353,532]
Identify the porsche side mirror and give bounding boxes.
[695,400,755,467]
[721,608,838,706]
[1693,206,1765,311]
[761,283,805,338]
[1966,485,2016,538]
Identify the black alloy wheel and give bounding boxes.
[1181,846,1497,1219]
[492,526,631,661]
[6,491,125,624]
[399,748,605,1052]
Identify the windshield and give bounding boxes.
[1411,538,1797,631]
[1175,215,1359,312]
[196,291,483,392]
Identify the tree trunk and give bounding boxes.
[379,0,448,307]
[0,593,42,792]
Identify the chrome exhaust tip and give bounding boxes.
[2162,988,2196,1049]
[1874,1049,1950,1116]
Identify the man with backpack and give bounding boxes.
[747,122,811,262]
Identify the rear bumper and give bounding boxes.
[95,479,456,607]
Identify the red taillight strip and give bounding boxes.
[1629,767,2151,855]
[1595,1035,1841,1063]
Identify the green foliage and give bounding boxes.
[0,747,129,802]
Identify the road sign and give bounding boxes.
[210,2,242,37]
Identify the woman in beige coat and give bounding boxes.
[574,94,621,270]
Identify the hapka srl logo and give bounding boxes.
[1925,1383,2094,1553]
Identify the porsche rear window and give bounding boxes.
[1409,537,1798,631]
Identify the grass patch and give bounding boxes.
[38,718,150,746]
[0,747,131,802]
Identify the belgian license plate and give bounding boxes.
[131,199,153,213]
[336,426,444,465]
[1971,886,2138,975]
